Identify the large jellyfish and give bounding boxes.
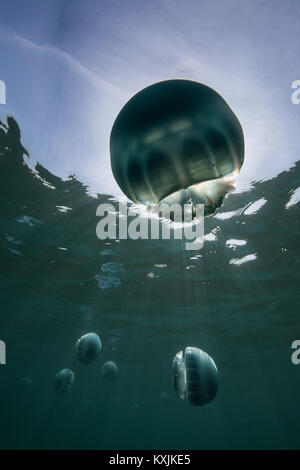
[173,347,218,406]
[110,79,244,216]
[77,332,102,364]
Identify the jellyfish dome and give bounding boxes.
[54,368,74,394]
[110,79,244,216]
[173,347,218,406]
[77,332,102,364]
[101,361,118,381]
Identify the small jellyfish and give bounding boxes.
[173,347,218,406]
[54,368,74,394]
[77,332,102,364]
[160,392,171,407]
[110,79,244,217]
[101,361,118,381]
[20,376,34,388]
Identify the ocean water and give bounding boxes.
[0,116,299,450]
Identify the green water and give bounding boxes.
[0,117,299,449]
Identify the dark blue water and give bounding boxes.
[0,117,299,449]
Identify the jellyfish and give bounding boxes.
[160,392,171,407]
[101,360,118,381]
[19,376,34,388]
[77,332,102,364]
[54,368,74,394]
[110,79,244,216]
[173,347,218,406]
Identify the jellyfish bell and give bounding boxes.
[54,368,74,394]
[110,79,244,217]
[77,332,102,364]
[101,360,118,381]
[173,347,219,406]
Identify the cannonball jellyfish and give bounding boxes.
[173,347,218,406]
[110,79,244,216]
[101,361,118,381]
[77,332,102,364]
[54,368,74,394]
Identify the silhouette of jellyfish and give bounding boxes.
[110,80,244,216]
[77,332,102,364]
[173,347,218,406]
[54,368,74,394]
[101,361,118,381]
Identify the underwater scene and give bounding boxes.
[0,116,299,449]
[1,0,300,452]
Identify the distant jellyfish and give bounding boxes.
[101,361,118,381]
[110,79,244,217]
[77,332,102,364]
[173,347,218,406]
[160,392,171,407]
[54,368,74,394]
[20,376,34,388]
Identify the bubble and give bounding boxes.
[54,368,74,394]
[77,332,102,364]
[110,80,244,216]
[173,347,218,406]
[101,361,118,381]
